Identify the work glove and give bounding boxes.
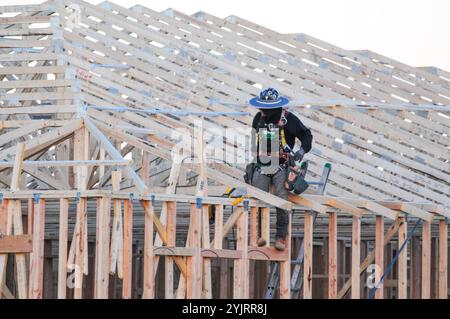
[293,147,305,162]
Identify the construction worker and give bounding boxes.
[246,88,313,251]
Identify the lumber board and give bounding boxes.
[0,235,32,253]
[397,216,408,299]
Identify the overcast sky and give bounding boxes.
[3,0,449,71]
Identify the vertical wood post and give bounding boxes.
[142,200,155,298]
[397,216,408,299]
[351,216,361,299]
[27,198,34,237]
[279,211,291,299]
[438,219,448,299]
[249,207,258,246]
[249,206,258,298]
[261,207,270,247]
[94,197,110,299]
[58,198,69,299]
[29,198,45,299]
[110,171,123,278]
[233,206,249,298]
[303,211,313,299]
[328,212,337,299]
[201,204,212,299]
[186,203,202,298]
[0,199,9,293]
[122,199,133,299]
[411,236,421,298]
[165,201,176,299]
[422,220,431,299]
[375,215,384,299]
[74,198,87,299]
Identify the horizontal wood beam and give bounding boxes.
[0,235,32,253]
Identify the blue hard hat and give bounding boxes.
[249,88,289,109]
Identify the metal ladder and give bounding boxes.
[264,162,332,299]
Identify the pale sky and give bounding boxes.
[2,0,449,71]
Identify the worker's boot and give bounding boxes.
[257,237,266,247]
[274,237,286,251]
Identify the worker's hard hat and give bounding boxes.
[249,88,289,109]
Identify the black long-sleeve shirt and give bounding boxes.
[251,110,313,163]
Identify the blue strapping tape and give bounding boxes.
[351,64,361,73]
[91,63,130,70]
[8,96,20,105]
[33,193,41,204]
[357,108,369,113]
[140,90,152,97]
[386,109,399,116]
[140,47,153,55]
[414,156,425,164]
[243,200,249,211]
[332,141,342,152]
[287,57,298,66]
[258,55,269,64]
[129,193,134,203]
[226,15,236,23]
[334,118,344,130]
[295,34,306,42]
[319,60,329,69]
[0,193,3,202]
[13,48,42,53]
[224,52,236,62]
[72,41,83,49]
[416,111,429,118]
[196,197,202,209]
[179,49,189,59]
[75,191,81,203]
[151,194,155,206]
[99,2,112,10]
[215,68,227,74]
[163,8,174,17]
[175,93,187,101]
[164,47,175,54]
[342,133,353,143]
[108,87,119,94]
[132,5,143,14]
[193,11,205,21]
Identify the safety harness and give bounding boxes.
[256,109,290,175]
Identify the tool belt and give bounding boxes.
[244,163,256,185]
